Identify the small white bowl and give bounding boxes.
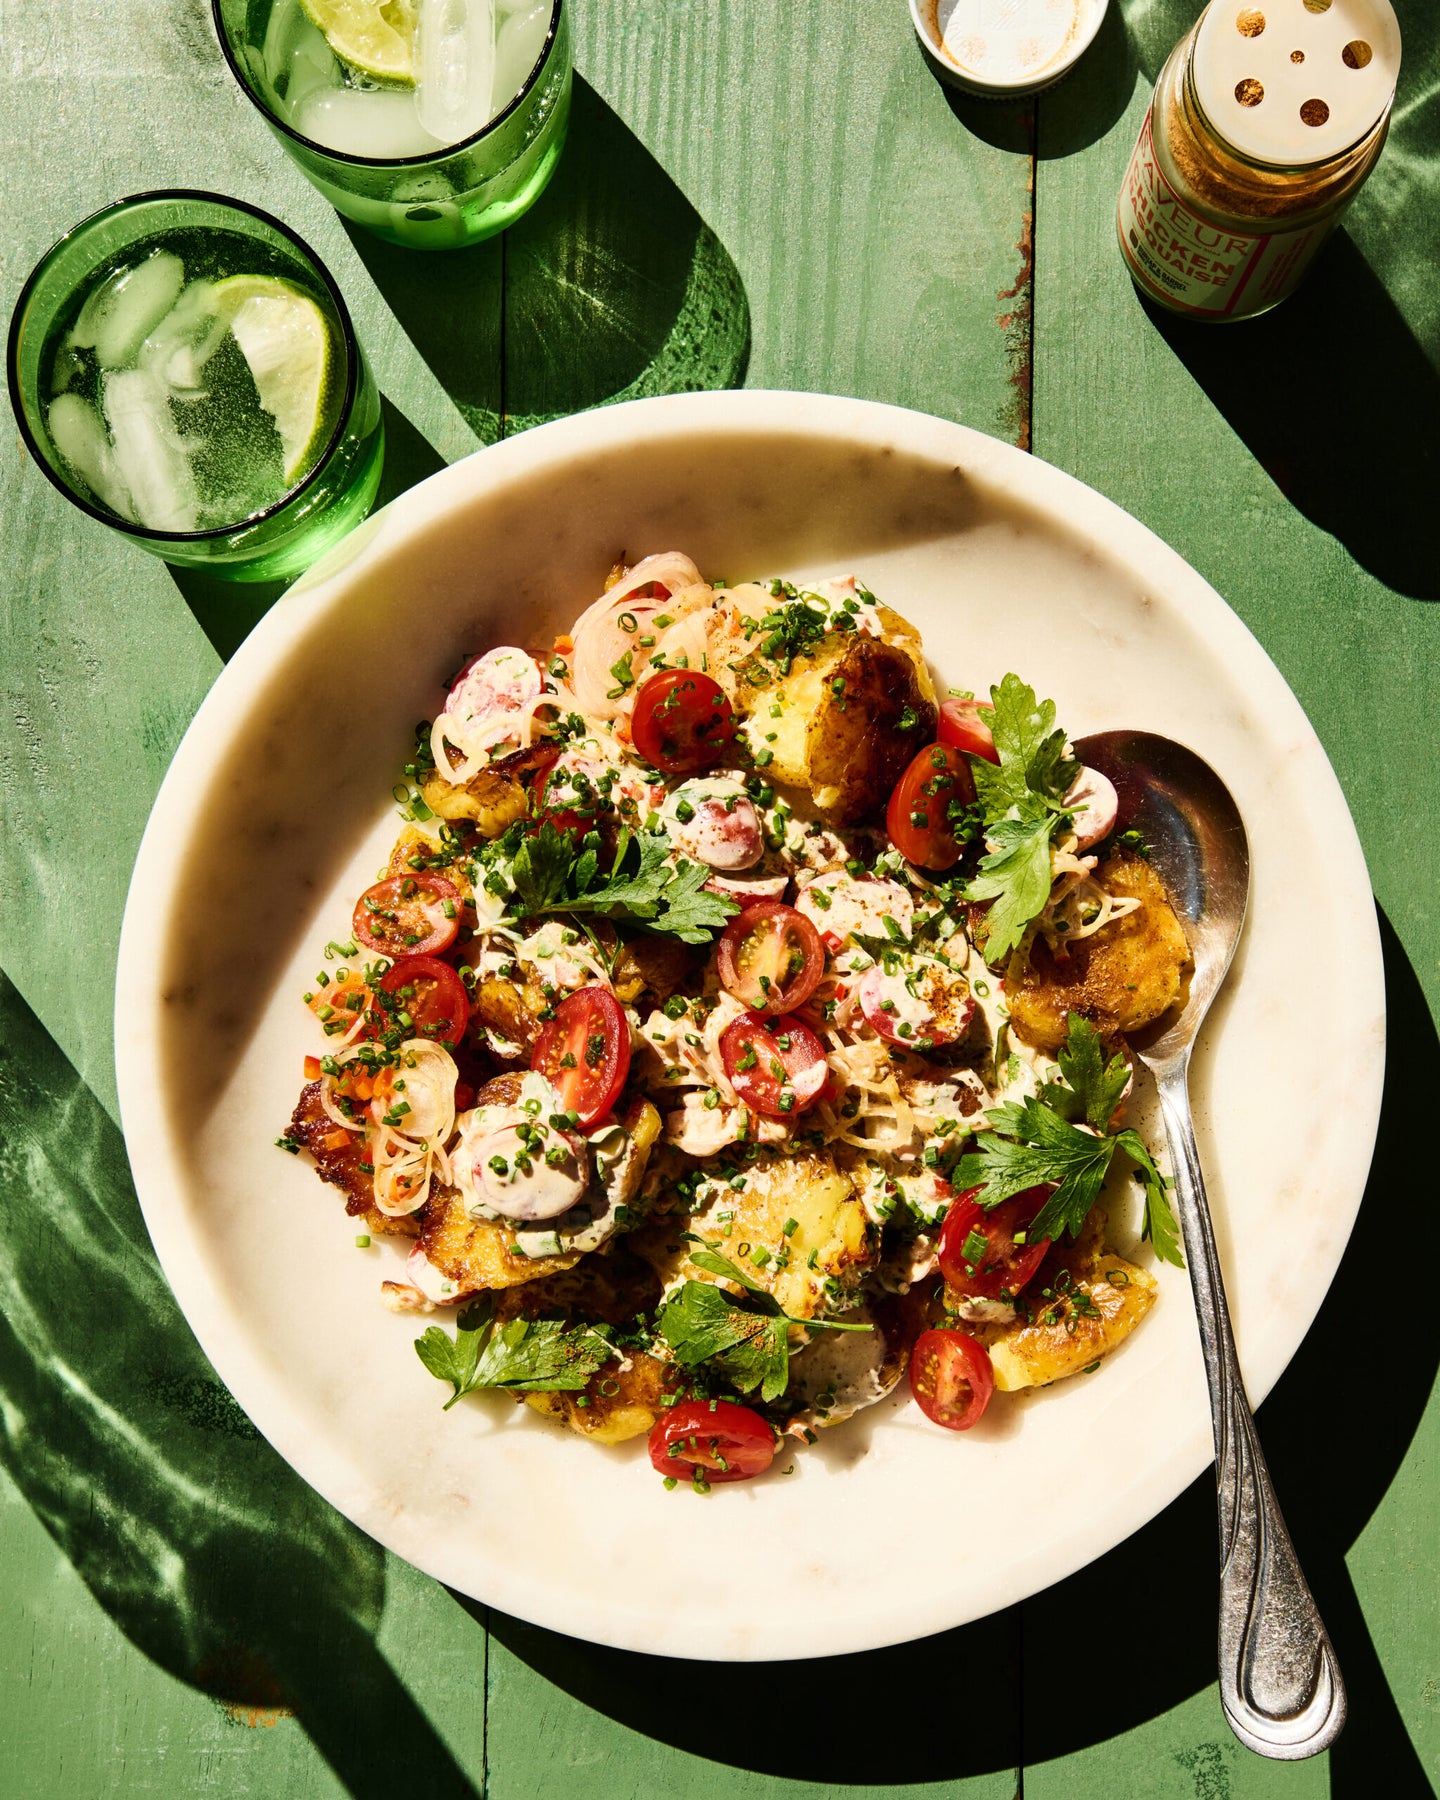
[910,0,1110,98]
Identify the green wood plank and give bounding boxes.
[1028,0,1440,1788]
[0,0,491,1119]
[0,971,492,1797]
[510,0,1035,443]
[484,1611,1021,1800]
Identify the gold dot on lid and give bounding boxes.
[1236,8,1265,35]
[1300,97,1330,125]
[1342,39,1373,69]
[1291,50,1305,63]
[1235,77,1265,106]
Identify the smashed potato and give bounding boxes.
[635,1149,876,1319]
[420,740,555,837]
[970,1214,1157,1391]
[703,585,937,825]
[1007,851,1191,1052]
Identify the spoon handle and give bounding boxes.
[1153,1061,1346,1760]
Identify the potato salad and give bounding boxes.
[283,554,1192,1488]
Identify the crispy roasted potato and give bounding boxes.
[419,1082,661,1291]
[634,1148,876,1320]
[492,1224,672,1444]
[420,741,554,837]
[804,636,937,824]
[472,974,545,1056]
[970,1213,1157,1391]
[1007,851,1191,1053]
[610,935,702,1007]
[703,587,936,825]
[288,1080,422,1239]
[524,1352,672,1444]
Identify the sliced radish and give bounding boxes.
[858,962,974,1049]
[663,780,763,870]
[445,646,543,727]
[796,872,913,953]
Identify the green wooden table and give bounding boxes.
[2,2,1437,1794]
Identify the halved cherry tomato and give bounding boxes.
[718,1011,827,1118]
[716,901,825,1015]
[936,1185,1053,1300]
[369,955,470,1047]
[531,985,631,1128]
[631,670,737,774]
[648,1399,776,1482]
[939,697,999,764]
[353,873,461,957]
[886,743,976,871]
[909,1329,995,1430]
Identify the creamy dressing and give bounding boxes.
[660,775,763,869]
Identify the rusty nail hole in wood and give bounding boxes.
[1342,39,1373,69]
[1235,77,1265,106]
[1236,8,1265,35]
[1300,97,1330,125]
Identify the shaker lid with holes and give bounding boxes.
[1193,0,1400,166]
[909,0,1110,98]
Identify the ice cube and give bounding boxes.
[494,0,549,105]
[415,0,496,144]
[293,84,448,158]
[102,369,200,533]
[47,393,136,521]
[68,250,186,371]
[140,279,225,396]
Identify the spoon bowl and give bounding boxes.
[1076,730,1346,1762]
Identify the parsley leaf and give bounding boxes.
[658,1281,792,1402]
[1038,1015,1133,1132]
[657,1235,872,1402]
[414,1298,616,1409]
[959,675,1080,966]
[507,821,738,942]
[972,673,1078,823]
[951,1016,1184,1268]
[964,814,1059,964]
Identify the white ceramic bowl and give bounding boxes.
[115,391,1383,1660]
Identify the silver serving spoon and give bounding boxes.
[1075,730,1345,1761]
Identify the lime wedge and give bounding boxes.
[211,276,339,485]
[299,0,417,85]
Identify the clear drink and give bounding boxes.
[9,193,384,581]
[213,0,571,250]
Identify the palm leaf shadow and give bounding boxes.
[0,973,480,1800]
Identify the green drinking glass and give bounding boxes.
[8,190,384,583]
[211,0,572,250]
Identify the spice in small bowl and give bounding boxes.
[909,0,1110,98]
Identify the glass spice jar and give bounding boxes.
[1117,0,1400,322]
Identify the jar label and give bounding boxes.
[1117,109,1333,319]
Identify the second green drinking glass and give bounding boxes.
[212,0,572,250]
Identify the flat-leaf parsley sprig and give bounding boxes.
[505,820,739,945]
[962,674,1079,965]
[415,1296,618,1408]
[952,1016,1183,1268]
[658,1237,872,1403]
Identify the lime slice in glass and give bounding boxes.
[299,0,417,85]
[211,276,340,486]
